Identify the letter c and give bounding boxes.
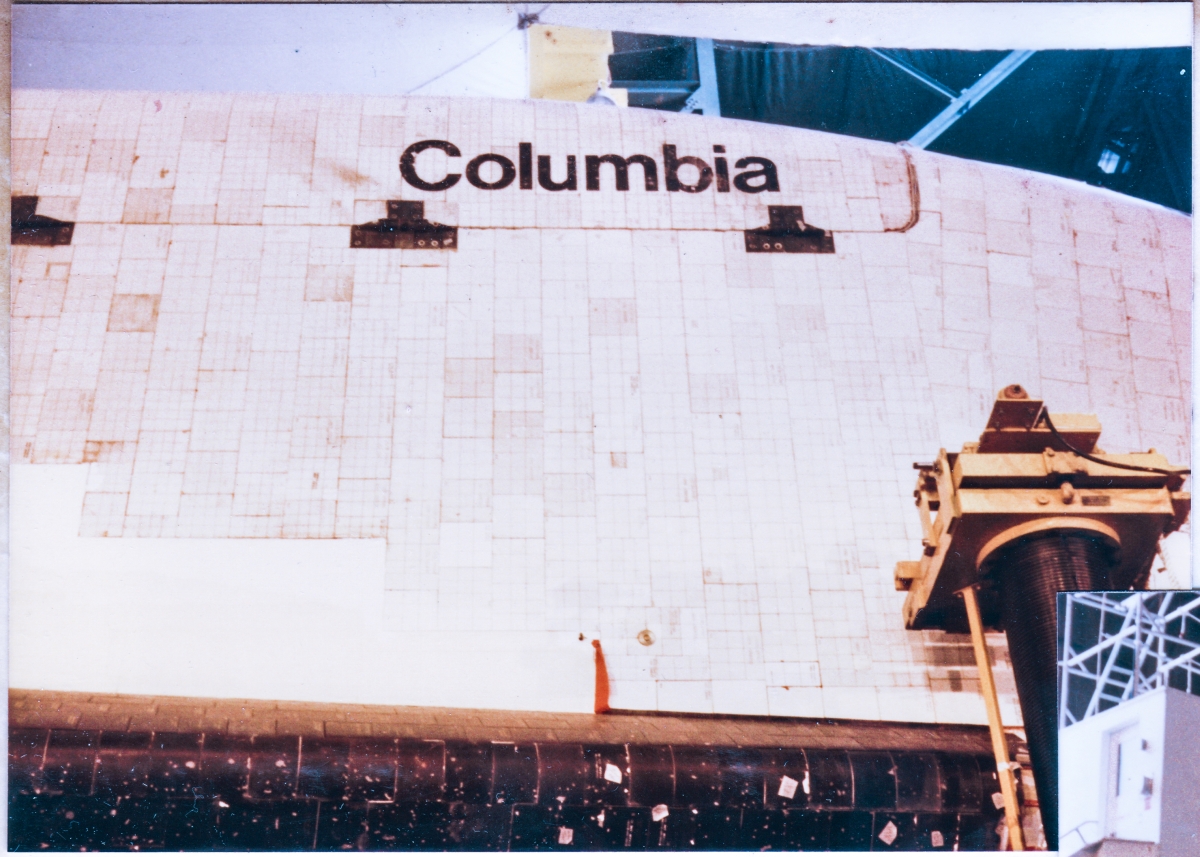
[400,140,462,191]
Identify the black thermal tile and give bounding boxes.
[671,746,722,809]
[8,795,113,851]
[895,752,942,811]
[955,811,1003,851]
[761,748,809,810]
[491,742,537,805]
[366,801,450,850]
[828,809,875,850]
[210,797,318,850]
[40,730,99,796]
[199,733,253,798]
[849,751,898,810]
[511,804,605,851]
[395,740,446,802]
[144,731,205,799]
[782,808,833,851]
[714,747,766,809]
[298,738,352,800]
[627,744,675,808]
[246,735,300,799]
[534,742,590,806]
[662,806,741,851]
[444,741,492,804]
[444,802,512,851]
[805,749,853,808]
[595,806,652,851]
[313,801,369,850]
[737,808,785,851]
[346,737,400,802]
[582,744,632,806]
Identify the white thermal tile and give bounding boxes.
[10,90,1191,720]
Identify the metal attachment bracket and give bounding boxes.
[743,206,834,254]
[350,201,457,250]
[11,196,74,246]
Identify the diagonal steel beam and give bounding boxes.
[1150,644,1200,678]
[1063,593,1200,667]
[907,50,1035,149]
[1060,591,1200,727]
[1085,604,1138,719]
[868,48,958,100]
[682,38,721,117]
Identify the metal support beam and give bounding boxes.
[618,81,695,96]
[682,38,721,116]
[1060,591,1200,728]
[1063,593,1199,667]
[908,50,1035,149]
[868,48,958,100]
[962,585,1026,852]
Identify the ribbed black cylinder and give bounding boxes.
[994,530,1114,850]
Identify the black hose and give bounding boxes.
[1042,411,1190,478]
[993,530,1115,850]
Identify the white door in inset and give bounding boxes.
[1105,724,1154,841]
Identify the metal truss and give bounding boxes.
[1058,591,1200,730]
[888,49,1036,150]
[681,38,721,117]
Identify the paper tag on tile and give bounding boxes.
[930,830,944,848]
[801,771,811,795]
[558,827,574,845]
[596,811,605,827]
[603,762,623,784]
[777,775,799,799]
[991,791,1006,810]
[878,820,898,845]
[651,804,669,822]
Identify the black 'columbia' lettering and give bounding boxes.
[519,143,533,190]
[401,141,781,195]
[400,140,462,191]
[538,155,577,191]
[733,157,780,193]
[663,145,713,193]
[713,145,730,193]
[466,153,517,190]
[585,155,659,191]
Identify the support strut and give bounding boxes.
[962,584,1024,851]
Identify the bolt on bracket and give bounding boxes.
[744,206,834,254]
[11,196,74,246]
[350,201,457,250]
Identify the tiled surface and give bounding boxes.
[9,694,1010,852]
[9,690,995,753]
[10,91,1191,722]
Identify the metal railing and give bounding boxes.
[1058,591,1200,729]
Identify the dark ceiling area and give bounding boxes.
[610,35,1191,212]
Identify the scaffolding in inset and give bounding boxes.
[1058,590,1200,730]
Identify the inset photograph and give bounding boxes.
[1059,591,1200,857]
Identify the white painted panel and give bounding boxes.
[10,92,1190,722]
[10,465,594,711]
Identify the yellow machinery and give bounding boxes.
[896,385,1190,850]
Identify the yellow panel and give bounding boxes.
[531,23,612,52]
[528,24,627,105]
